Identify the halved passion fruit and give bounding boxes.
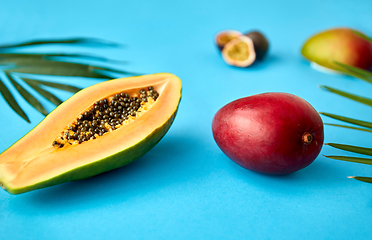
[0,73,182,194]
[215,30,242,50]
[221,35,256,67]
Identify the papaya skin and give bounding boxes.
[1,112,176,194]
[301,28,372,71]
[212,92,324,175]
[0,73,182,194]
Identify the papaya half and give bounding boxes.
[0,73,182,194]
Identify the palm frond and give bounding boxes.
[0,37,121,49]
[333,61,372,84]
[324,155,372,165]
[0,76,30,122]
[0,53,126,65]
[320,85,372,107]
[325,143,372,156]
[350,30,372,42]
[348,176,372,183]
[320,112,372,129]
[23,78,81,93]
[22,78,63,106]
[321,59,372,183]
[324,123,372,133]
[6,73,48,116]
[5,61,110,78]
[0,37,137,123]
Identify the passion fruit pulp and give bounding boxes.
[221,35,256,67]
[215,30,242,50]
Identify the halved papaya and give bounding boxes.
[0,73,182,194]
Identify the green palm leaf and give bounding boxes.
[350,30,372,43]
[320,85,372,107]
[325,156,372,165]
[0,77,30,122]
[5,60,110,78]
[348,176,372,183]
[6,73,48,116]
[22,78,63,106]
[0,37,120,49]
[0,53,125,65]
[23,78,81,93]
[333,62,372,84]
[320,54,372,183]
[0,37,135,123]
[325,143,372,156]
[320,112,372,129]
[91,66,140,76]
[324,123,372,133]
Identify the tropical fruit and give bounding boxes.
[245,31,269,60]
[216,30,269,67]
[221,35,257,67]
[0,73,182,194]
[212,92,324,175]
[215,30,242,50]
[301,28,372,71]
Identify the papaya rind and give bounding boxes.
[2,110,177,194]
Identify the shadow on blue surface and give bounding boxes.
[219,53,281,71]
[222,153,350,194]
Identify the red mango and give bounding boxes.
[212,92,324,175]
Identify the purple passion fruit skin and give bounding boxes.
[245,31,269,60]
[212,92,324,175]
[302,28,372,71]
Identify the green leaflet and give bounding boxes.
[320,85,372,107]
[5,59,135,78]
[2,55,136,78]
[320,112,372,129]
[318,41,372,183]
[325,155,372,165]
[0,53,125,65]
[0,37,120,49]
[333,61,372,84]
[324,123,372,133]
[350,30,372,43]
[0,37,133,123]
[23,78,63,106]
[22,78,81,93]
[6,60,110,78]
[6,73,48,116]
[326,143,372,156]
[92,66,140,77]
[348,176,372,184]
[0,77,30,122]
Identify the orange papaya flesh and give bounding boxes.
[0,73,182,194]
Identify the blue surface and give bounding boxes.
[1,0,372,239]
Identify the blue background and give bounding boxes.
[0,0,372,239]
